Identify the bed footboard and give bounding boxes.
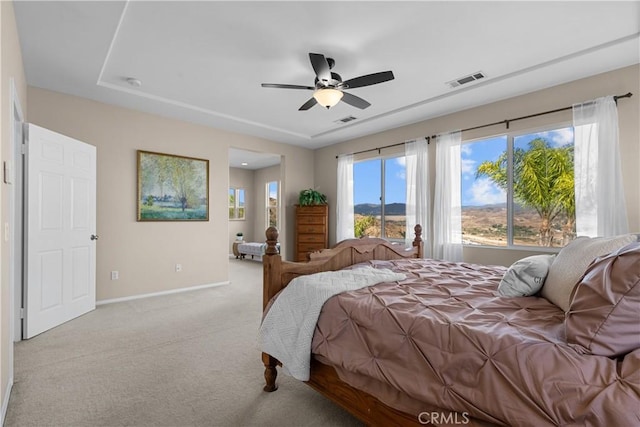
[261,225,423,394]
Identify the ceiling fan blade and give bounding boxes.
[343,71,395,89]
[298,97,317,111]
[341,92,371,109]
[261,83,315,90]
[309,53,331,84]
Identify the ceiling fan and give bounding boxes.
[261,53,394,111]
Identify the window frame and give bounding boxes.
[228,187,245,221]
[353,153,407,242]
[461,121,574,251]
[266,180,279,229]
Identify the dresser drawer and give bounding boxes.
[297,224,326,234]
[298,233,325,243]
[298,242,326,253]
[297,215,326,225]
[296,249,323,262]
[296,252,310,262]
[297,205,328,215]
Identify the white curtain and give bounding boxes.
[573,96,628,237]
[336,154,355,242]
[404,137,431,256]
[433,131,463,261]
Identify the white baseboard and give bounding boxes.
[1,378,13,426]
[96,281,230,306]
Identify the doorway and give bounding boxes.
[10,107,98,342]
[9,82,24,389]
[228,148,283,258]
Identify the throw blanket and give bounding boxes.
[259,266,406,381]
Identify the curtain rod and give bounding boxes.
[339,141,408,158]
[428,91,633,139]
[336,92,633,159]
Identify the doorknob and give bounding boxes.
[90,234,99,241]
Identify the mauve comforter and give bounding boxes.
[310,258,640,426]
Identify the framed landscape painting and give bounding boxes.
[137,150,209,221]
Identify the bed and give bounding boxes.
[260,225,640,426]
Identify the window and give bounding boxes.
[461,136,508,246]
[229,187,245,220]
[462,126,575,248]
[267,181,278,228]
[353,156,406,240]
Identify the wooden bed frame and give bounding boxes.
[261,225,424,426]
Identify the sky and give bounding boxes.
[461,136,507,206]
[353,127,574,207]
[353,157,406,205]
[461,127,573,206]
[268,181,278,200]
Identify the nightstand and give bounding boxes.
[233,241,244,259]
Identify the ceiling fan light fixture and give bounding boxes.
[313,88,343,109]
[262,53,392,110]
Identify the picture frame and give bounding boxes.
[137,150,209,221]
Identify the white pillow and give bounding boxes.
[498,254,555,297]
[541,234,636,311]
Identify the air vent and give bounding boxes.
[335,115,357,124]
[446,71,485,88]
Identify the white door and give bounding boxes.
[24,124,97,339]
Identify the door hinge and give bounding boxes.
[20,308,24,319]
[21,143,26,155]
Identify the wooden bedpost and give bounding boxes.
[263,226,281,308]
[413,224,423,258]
[262,352,279,392]
[262,226,281,392]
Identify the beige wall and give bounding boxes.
[27,87,314,303]
[228,167,254,253]
[1,0,27,418]
[314,65,640,267]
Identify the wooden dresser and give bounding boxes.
[295,204,329,262]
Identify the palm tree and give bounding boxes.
[476,138,574,247]
[553,165,576,245]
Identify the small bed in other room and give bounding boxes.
[237,242,280,260]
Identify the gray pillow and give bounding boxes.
[541,234,636,311]
[498,254,556,297]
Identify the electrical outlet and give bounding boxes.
[111,271,119,280]
[175,264,182,272]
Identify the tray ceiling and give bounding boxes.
[14,1,640,149]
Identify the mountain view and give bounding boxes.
[354,203,406,216]
[354,202,568,247]
[352,128,576,248]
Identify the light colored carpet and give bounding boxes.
[5,259,363,427]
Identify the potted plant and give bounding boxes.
[236,232,244,241]
[298,188,327,206]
